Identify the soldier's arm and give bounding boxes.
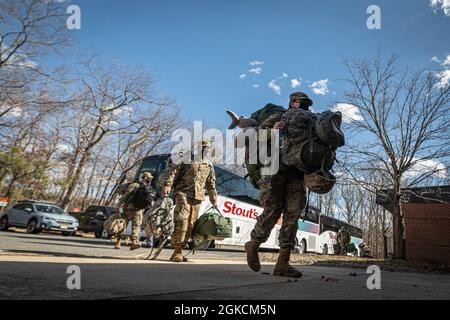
[259,113,282,129]
[206,166,218,206]
[159,163,181,195]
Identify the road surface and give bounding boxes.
[1,230,449,300]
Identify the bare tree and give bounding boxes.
[0,0,70,71]
[341,54,450,259]
[57,57,180,210]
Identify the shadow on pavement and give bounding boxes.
[8,234,114,247]
[2,249,142,260]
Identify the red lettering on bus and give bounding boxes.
[223,201,260,220]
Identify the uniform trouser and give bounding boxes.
[119,207,143,242]
[251,169,307,250]
[171,192,202,248]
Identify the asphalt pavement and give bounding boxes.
[1,230,449,300]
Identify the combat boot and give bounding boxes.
[130,240,141,251]
[114,237,121,250]
[245,240,261,272]
[273,249,303,278]
[170,246,186,263]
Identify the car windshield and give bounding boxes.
[35,205,65,215]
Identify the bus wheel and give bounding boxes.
[322,244,329,255]
[296,239,307,255]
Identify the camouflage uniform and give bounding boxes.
[161,153,217,261]
[246,92,312,278]
[118,177,156,244]
[337,228,351,255]
[251,165,307,249]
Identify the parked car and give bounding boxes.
[72,205,118,239]
[0,200,79,236]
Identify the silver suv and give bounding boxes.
[0,200,79,236]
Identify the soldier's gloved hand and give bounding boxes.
[274,121,285,129]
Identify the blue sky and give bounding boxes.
[65,0,450,127]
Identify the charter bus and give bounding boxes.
[132,154,363,255]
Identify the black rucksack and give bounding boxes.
[281,109,345,174]
[130,184,153,210]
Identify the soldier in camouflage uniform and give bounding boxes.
[245,92,313,278]
[337,227,351,255]
[116,172,155,250]
[161,140,218,263]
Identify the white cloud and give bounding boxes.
[404,158,448,180]
[56,144,73,153]
[291,78,302,88]
[0,105,23,118]
[268,80,281,95]
[310,79,329,95]
[249,67,262,75]
[331,103,363,123]
[0,44,38,69]
[112,105,133,116]
[252,84,260,88]
[250,60,265,66]
[437,69,450,88]
[431,56,441,63]
[282,72,288,78]
[239,74,246,79]
[430,0,450,16]
[442,55,450,66]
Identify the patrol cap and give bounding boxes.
[290,92,313,108]
[141,172,154,179]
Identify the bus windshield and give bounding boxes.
[134,156,260,206]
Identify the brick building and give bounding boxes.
[377,186,450,265]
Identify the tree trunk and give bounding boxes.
[392,191,406,260]
[61,149,92,211]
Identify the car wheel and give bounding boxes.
[322,244,329,255]
[101,228,109,239]
[62,231,75,237]
[0,216,9,231]
[94,231,102,239]
[27,219,40,234]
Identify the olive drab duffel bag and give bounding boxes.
[243,103,286,190]
[192,208,233,243]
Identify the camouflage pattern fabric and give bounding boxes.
[160,159,217,248]
[160,160,217,204]
[251,165,307,250]
[143,197,174,238]
[337,230,351,247]
[103,213,127,238]
[171,192,202,247]
[119,203,143,241]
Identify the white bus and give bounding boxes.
[132,154,363,255]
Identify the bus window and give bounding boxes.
[135,158,161,179]
[214,166,260,205]
[303,207,320,224]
